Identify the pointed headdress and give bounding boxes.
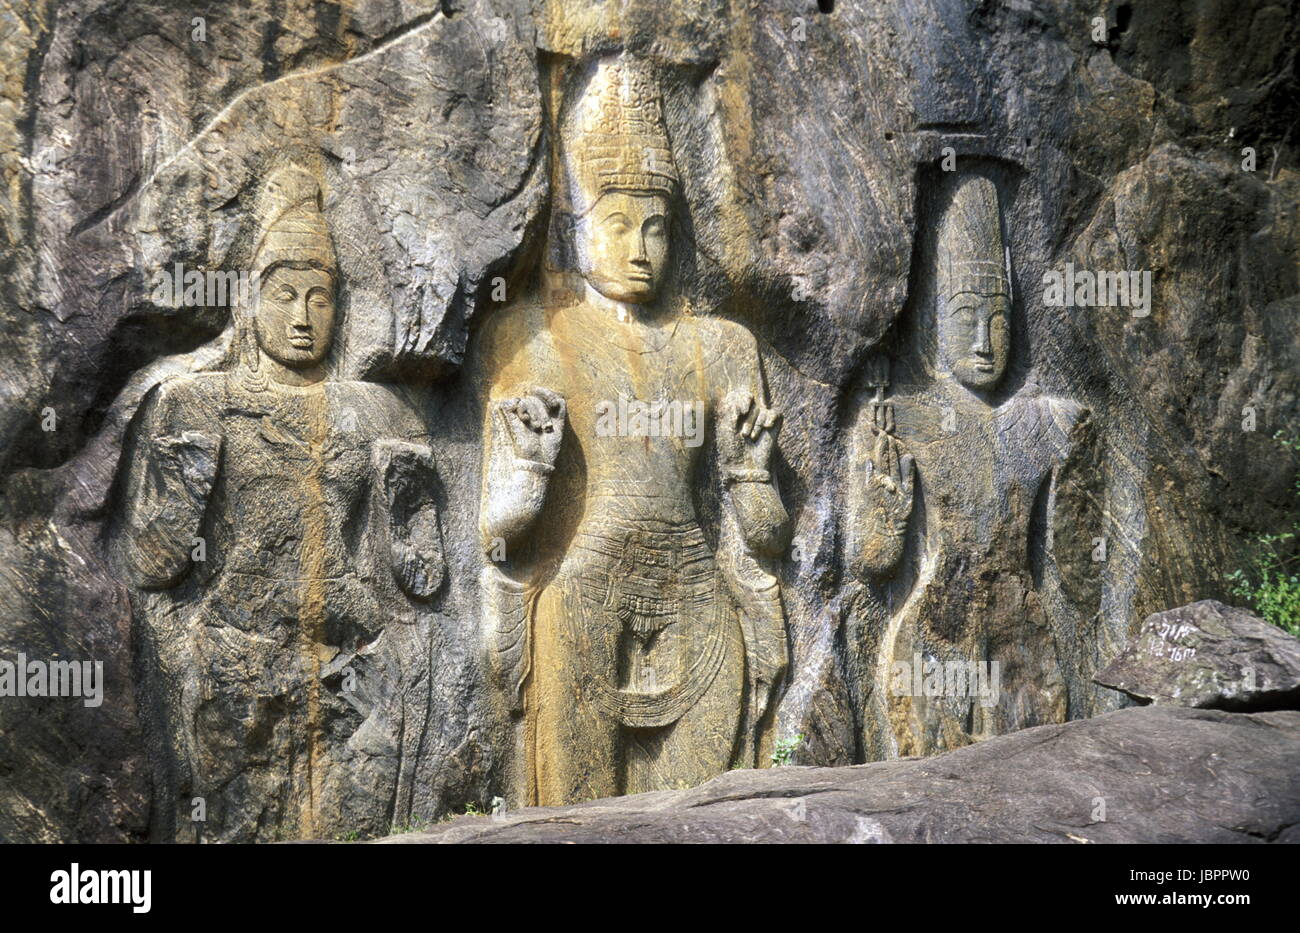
[937,174,1009,301]
[250,163,335,279]
[562,57,680,215]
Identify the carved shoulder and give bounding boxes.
[998,386,1087,464]
[336,380,430,442]
[695,317,765,397]
[701,317,760,357]
[139,372,224,435]
[475,301,551,391]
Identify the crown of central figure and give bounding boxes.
[563,57,680,213]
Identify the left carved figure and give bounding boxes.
[115,164,444,842]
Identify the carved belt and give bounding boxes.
[574,526,713,644]
[564,523,731,728]
[587,592,729,729]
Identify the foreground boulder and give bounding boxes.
[374,706,1300,844]
[1096,600,1300,711]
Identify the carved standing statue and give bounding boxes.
[115,164,445,841]
[477,57,790,806]
[848,172,1094,759]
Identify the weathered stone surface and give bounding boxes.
[375,706,1300,844]
[0,0,1296,842]
[1096,600,1300,712]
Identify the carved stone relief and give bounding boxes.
[113,165,445,841]
[845,172,1108,760]
[3,0,1294,844]
[477,56,790,806]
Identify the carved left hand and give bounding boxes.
[719,389,781,470]
[372,439,445,600]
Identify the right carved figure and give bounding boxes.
[848,171,1098,759]
[476,56,790,807]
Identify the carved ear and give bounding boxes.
[554,210,578,248]
[240,319,260,373]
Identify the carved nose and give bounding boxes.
[972,321,991,355]
[632,233,649,263]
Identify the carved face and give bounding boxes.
[575,192,669,304]
[940,292,1009,389]
[255,265,336,368]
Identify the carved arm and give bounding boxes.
[124,430,222,590]
[480,387,566,556]
[372,439,446,600]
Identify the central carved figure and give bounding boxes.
[478,57,790,806]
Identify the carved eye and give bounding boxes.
[602,212,631,233]
[274,287,296,302]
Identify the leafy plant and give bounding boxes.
[387,817,431,835]
[770,733,805,767]
[1228,431,1300,637]
[436,802,491,824]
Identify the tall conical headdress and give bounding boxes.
[937,175,1009,300]
[250,164,335,279]
[233,164,336,388]
[562,57,680,214]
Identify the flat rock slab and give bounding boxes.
[373,706,1300,844]
[1095,600,1300,711]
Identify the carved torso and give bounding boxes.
[169,376,421,583]
[479,296,784,803]
[870,379,1085,756]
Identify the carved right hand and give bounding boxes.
[719,389,781,469]
[496,386,566,466]
[864,403,914,531]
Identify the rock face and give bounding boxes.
[376,706,1300,844]
[0,1,1297,841]
[1096,600,1300,712]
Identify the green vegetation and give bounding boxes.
[1228,431,1300,637]
[770,733,805,767]
[387,817,431,835]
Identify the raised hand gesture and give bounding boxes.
[864,402,914,535]
[496,386,566,466]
